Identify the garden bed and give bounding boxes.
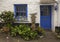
[0,11,45,41]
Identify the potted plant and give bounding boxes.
[0,11,15,32]
[36,27,45,38]
[55,26,60,39]
[30,13,36,31]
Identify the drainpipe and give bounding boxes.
[57,1,60,26]
[54,0,60,32]
[54,0,59,26]
[55,0,60,26]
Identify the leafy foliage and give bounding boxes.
[10,26,18,36]
[10,25,38,40]
[0,11,15,32]
[37,27,45,36]
[0,11,15,23]
[10,25,45,40]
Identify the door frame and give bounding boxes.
[40,4,53,30]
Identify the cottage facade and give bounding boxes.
[0,0,60,32]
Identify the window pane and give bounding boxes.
[40,6,50,16]
[20,12,26,16]
[20,12,23,16]
[16,12,19,16]
[16,6,20,11]
[16,5,27,11]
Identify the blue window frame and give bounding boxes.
[14,4,27,21]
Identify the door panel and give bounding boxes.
[40,5,51,30]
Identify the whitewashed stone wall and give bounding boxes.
[0,0,40,23]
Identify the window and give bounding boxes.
[40,6,50,16]
[14,4,27,21]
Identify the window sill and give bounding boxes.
[14,20,29,23]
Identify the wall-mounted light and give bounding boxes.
[54,3,58,10]
[54,0,59,10]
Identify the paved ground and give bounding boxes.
[0,31,60,42]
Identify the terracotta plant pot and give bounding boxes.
[3,26,9,32]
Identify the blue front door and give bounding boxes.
[40,5,52,30]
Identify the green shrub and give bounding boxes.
[0,11,15,32]
[18,25,38,40]
[10,25,45,40]
[10,25,38,40]
[37,27,45,36]
[0,11,14,23]
[10,26,18,36]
